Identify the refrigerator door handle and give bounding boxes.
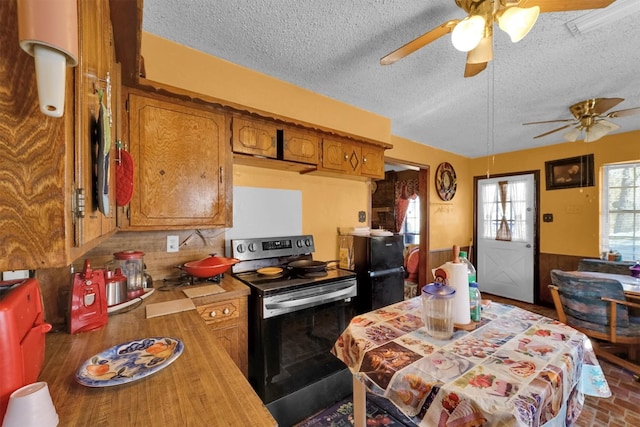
[368,266,405,278]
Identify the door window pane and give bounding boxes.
[480,180,529,242]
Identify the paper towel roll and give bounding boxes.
[445,261,471,325]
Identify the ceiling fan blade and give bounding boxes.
[523,119,575,125]
[532,124,573,139]
[607,107,640,118]
[380,20,459,65]
[592,97,625,115]
[464,61,487,78]
[519,0,614,13]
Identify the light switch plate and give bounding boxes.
[167,235,179,252]
[2,270,29,280]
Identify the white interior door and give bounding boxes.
[476,174,535,303]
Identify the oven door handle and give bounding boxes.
[265,285,356,310]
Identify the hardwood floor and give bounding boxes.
[485,293,640,427]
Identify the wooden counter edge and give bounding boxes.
[39,279,275,427]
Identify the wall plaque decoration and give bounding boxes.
[436,162,457,201]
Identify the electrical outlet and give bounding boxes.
[167,235,179,253]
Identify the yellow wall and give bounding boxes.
[233,167,367,261]
[142,33,477,254]
[469,131,640,257]
[387,135,473,250]
[141,33,391,144]
[141,32,639,260]
[142,34,376,261]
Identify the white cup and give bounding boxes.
[2,382,58,427]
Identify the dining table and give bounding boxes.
[332,297,611,427]
[570,270,640,296]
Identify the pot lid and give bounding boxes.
[422,282,455,298]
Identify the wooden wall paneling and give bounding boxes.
[0,0,72,270]
[538,253,583,306]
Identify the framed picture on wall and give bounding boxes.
[545,154,594,190]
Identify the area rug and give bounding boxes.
[293,395,410,427]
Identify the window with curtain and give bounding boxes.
[402,197,420,244]
[601,162,640,261]
[480,179,529,242]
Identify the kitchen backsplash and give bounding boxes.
[36,229,227,327]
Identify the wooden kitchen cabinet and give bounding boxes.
[282,126,319,165]
[360,143,385,179]
[232,116,278,158]
[73,0,118,250]
[122,89,232,230]
[318,138,385,179]
[0,0,118,271]
[196,297,248,377]
[319,137,362,176]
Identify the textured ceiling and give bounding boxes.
[142,0,640,158]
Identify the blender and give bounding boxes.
[113,251,145,299]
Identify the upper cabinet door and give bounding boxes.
[127,93,231,229]
[282,127,319,165]
[320,138,361,176]
[232,116,277,158]
[74,0,118,248]
[360,144,385,179]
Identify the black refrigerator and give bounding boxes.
[351,234,405,314]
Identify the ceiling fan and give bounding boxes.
[523,98,640,142]
[380,0,615,78]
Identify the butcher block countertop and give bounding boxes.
[39,276,276,427]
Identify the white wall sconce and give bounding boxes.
[17,0,79,118]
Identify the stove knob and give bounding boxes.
[296,240,303,248]
[235,244,245,254]
[304,238,311,247]
[248,243,257,252]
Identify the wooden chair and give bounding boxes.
[549,269,640,379]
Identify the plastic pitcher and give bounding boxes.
[421,282,456,340]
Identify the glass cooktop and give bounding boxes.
[234,268,356,294]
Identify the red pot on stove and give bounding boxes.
[180,256,239,278]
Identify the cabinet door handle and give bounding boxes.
[219,166,223,183]
[223,307,230,315]
[209,310,217,317]
[363,156,367,164]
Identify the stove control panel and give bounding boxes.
[231,235,315,261]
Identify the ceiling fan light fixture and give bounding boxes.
[497,6,540,43]
[563,127,581,142]
[584,122,611,142]
[467,34,493,64]
[451,15,485,52]
[600,119,620,132]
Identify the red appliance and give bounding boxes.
[69,259,108,334]
[0,278,52,422]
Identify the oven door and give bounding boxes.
[248,279,356,424]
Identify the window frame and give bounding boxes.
[601,161,640,261]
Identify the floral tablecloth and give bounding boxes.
[332,298,611,427]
